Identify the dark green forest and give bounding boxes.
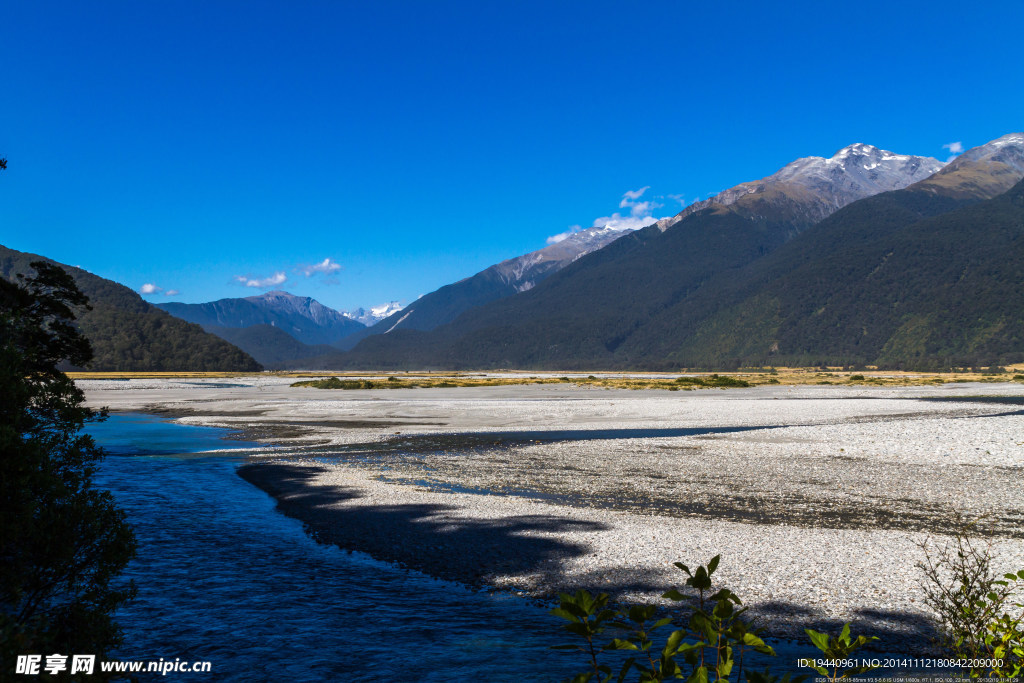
[0,246,261,371]
[204,324,335,368]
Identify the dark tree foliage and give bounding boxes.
[0,245,262,372]
[1,262,136,669]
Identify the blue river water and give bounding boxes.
[87,413,940,681]
[89,413,581,681]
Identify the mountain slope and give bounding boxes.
[202,324,336,368]
[639,172,1024,368]
[337,224,642,350]
[0,246,261,371]
[157,290,365,347]
[328,141,946,369]
[655,142,945,231]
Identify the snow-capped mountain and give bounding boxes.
[348,141,941,344]
[655,143,944,231]
[916,132,1024,198]
[344,302,404,327]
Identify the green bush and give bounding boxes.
[551,555,875,682]
[917,521,1024,678]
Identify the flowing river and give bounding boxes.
[89,413,578,681]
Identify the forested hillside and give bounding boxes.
[652,178,1024,368]
[0,246,262,371]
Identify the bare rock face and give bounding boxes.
[915,133,1024,199]
[488,225,632,293]
[656,144,945,231]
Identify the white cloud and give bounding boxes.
[617,186,662,218]
[301,257,342,277]
[591,213,659,231]
[139,283,161,295]
[620,186,650,204]
[165,289,180,296]
[546,224,583,244]
[235,272,287,288]
[546,187,668,244]
[942,141,964,162]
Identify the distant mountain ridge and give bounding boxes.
[344,301,404,327]
[339,223,653,349]
[157,290,366,347]
[317,133,1024,370]
[0,245,261,371]
[343,142,943,349]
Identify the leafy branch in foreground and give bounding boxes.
[917,519,1024,678]
[804,623,878,681]
[549,555,879,682]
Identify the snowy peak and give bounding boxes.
[915,132,1024,199]
[945,132,1024,173]
[344,302,404,327]
[656,143,944,231]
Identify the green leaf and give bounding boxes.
[805,628,830,652]
[609,638,640,651]
[708,555,721,575]
[663,589,687,602]
[687,666,709,683]
[742,632,767,648]
[550,607,582,623]
[675,562,693,576]
[663,629,685,656]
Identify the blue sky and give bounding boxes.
[2,1,1022,311]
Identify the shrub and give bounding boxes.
[917,520,1024,678]
[551,555,875,682]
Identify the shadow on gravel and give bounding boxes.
[240,463,945,650]
[239,462,615,589]
[742,602,940,652]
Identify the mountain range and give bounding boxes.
[309,133,1024,370]
[157,290,367,346]
[13,133,1023,372]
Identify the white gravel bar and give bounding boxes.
[82,377,1024,648]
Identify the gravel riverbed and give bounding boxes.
[82,377,1024,649]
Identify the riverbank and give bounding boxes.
[81,376,1024,650]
